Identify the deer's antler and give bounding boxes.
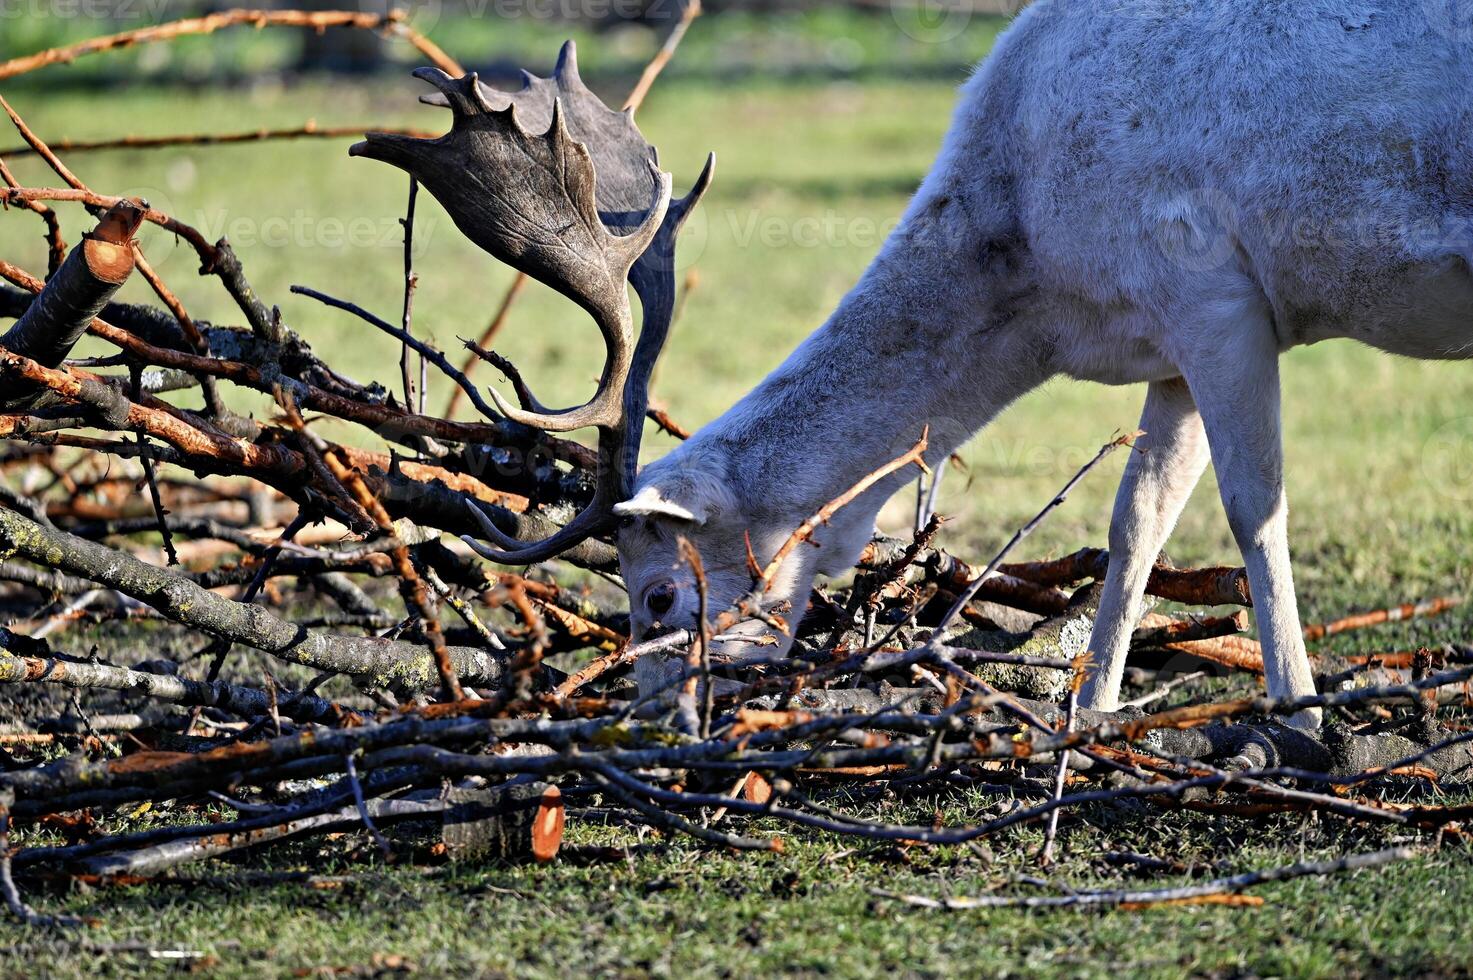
[351,42,713,564]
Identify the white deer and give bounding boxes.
[610,0,1473,723]
[360,2,1472,726]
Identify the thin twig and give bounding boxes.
[422,564,505,651]
[875,846,1417,910]
[0,156,64,274]
[447,274,527,417]
[344,753,392,860]
[399,178,421,415]
[0,123,438,159]
[623,0,704,112]
[291,284,501,423]
[1041,654,1088,865]
[930,430,1142,635]
[678,537,713,739]
[0,8,458,82]
[128,364,177,566]
[759,429,929,594]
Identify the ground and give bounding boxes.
[1,9,1472,977]
[9,814,1473,978]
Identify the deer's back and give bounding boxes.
[967,0,1473,355]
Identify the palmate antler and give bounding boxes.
[352,42,713,564]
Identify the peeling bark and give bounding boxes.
[0,629,358,724]
[0,507,504,693]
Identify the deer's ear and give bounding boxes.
[613,467,735,527]
[613,485,701,524]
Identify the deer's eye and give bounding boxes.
[644,581,677,618]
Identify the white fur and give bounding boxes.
[618,0,1473,725]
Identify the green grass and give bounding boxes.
[3,10,1473,976]
[8,804,1473,977]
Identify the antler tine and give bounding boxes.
[461,498,586,557]
[617,151,716,489]
[415,67,512,116]
[459,483,620,564]
[409,66,485,117]
[676,152,716,222]
[554,39,581,87]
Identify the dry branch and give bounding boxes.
[0,631,357,725]
[0,157,64,275]
[0,9,456,82]
[0,507,504,693]
[622,0,703,111]
[1000,546,1254,606]
[0,202,142,375]
[443,780,564,862]
[0,123,438,159]
[1303,597,1462,641]
[76,797,446,877]
[875,846,1416,910]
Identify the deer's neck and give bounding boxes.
[690,186,1050,529]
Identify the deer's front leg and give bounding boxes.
[1181,317,1320,729]
[1079,378,1210,712]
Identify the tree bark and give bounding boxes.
[0,507,505,694]
[0,629,358,724]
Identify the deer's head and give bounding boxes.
[355,45,777,677]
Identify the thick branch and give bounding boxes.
[0,202,141,376]
[997,546,1253,607]
[0,630,357,724]
[0,507,504,693]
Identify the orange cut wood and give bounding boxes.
[742,771,773,805]
[531,785,564,862]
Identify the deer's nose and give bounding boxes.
[644,581,677,619]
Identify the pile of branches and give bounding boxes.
[0,8,1470,928]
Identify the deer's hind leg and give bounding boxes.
[1079,377,1210,712]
